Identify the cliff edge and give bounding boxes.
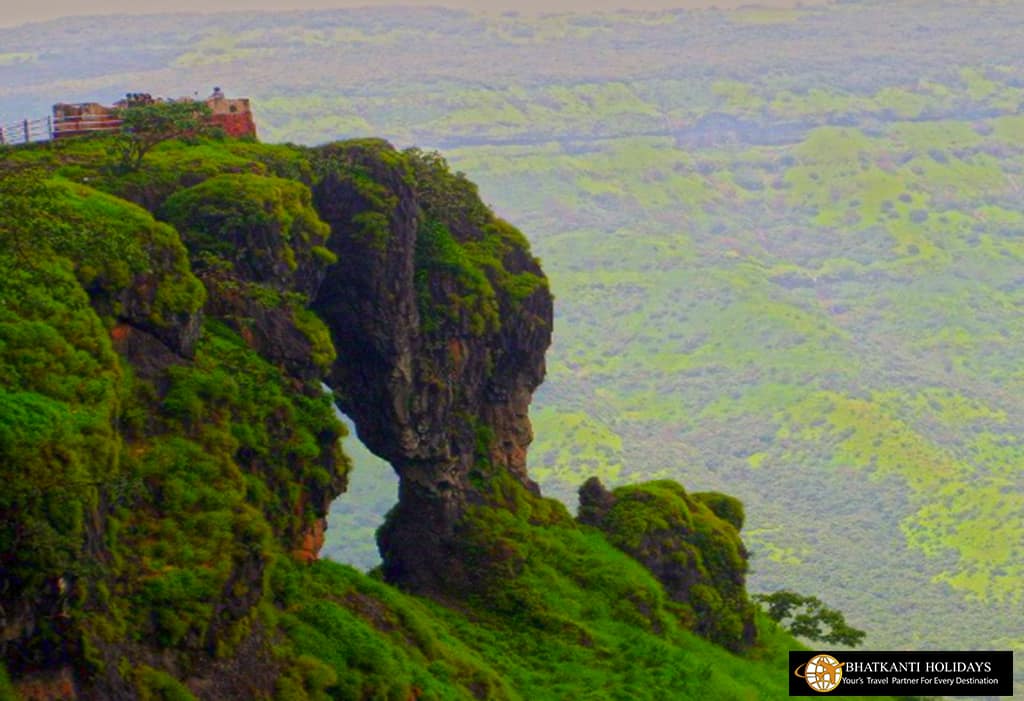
[0,134,820,701]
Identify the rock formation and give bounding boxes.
[578,477,757,651]
[311,140,552,594]
[0,135,770,700]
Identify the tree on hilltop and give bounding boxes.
[113,98,212,171]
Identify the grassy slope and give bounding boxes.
[0,136,912,700]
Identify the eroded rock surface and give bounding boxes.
[311,140,553,594]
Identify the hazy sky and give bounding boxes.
[3,0,830,29]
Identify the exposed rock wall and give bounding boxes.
[311,140,552,594]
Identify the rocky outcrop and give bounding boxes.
[158,171,348,554]
[578,478,757,651]
[160,173,336,381]
[43,167,351,700]
[1,134,770,701]
[73,193,206,376]
[311,140,552,594]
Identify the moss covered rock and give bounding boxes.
[161,173,331,297]
[310,141,553,595]
[160,174,337,380]
[577,477,757,651]
[0,134,852,701]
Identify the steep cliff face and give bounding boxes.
[311,140,552,594]
[1,147,351,699]
[0,173,206,689]
[0,135,785,701]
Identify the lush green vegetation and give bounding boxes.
[161,173,330,276]
[3,134,899,699]
[133,3,1024,681]
[0,254,116,601]
[407,146,550,315]
[415,217,500,335]
[580,480,754,651]
[275,513,905,701]
[113,99,213,171]
[0,159,202,610]
[755,590,866,647]
[108,319,346,652]
[0,138,353,685]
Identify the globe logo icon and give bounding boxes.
[794,654,845,693]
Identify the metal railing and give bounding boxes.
[51,113,123,138]
[0,114,125,146]
[0,117,52,146]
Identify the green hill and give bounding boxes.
[0,133,914,700]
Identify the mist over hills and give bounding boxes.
[0,0,836,29]
[2,0,1022,694]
